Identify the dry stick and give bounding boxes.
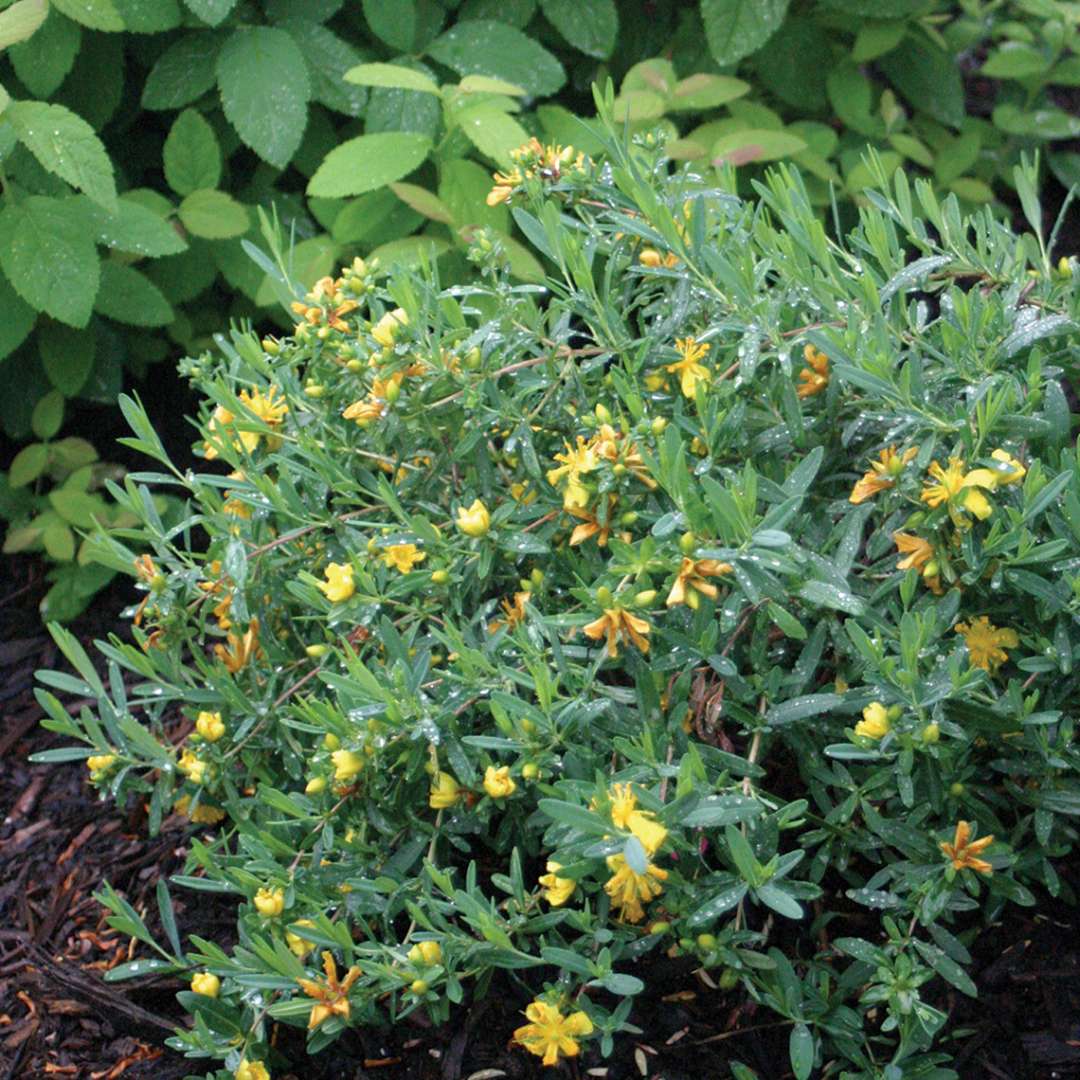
[680,1018,794,1049]
[248,507,381,560]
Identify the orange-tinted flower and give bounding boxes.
[513,999,593,1066]
[583,607,650,658]
[214,618,261,674]
[893,532,933,571]
[796,345,829,398]
[921,458,996,521]
[955,616,1019,672]
[940,820,994,875]
[849,446,918,504]
[296,951,362,1029]
[665,557,733,609]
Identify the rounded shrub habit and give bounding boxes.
[40,99,1080,1079]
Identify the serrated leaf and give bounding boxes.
[700,0,789,66]
[307,132,431,198]
[540,0,616,58]
[217,26,310,168]
[281,18,366,117]
[178,189,249,239]
[142,32,221,110]
[427,20,565,98]
[163,108,222,196]
[344,62,440,95]
[50,0,123,31]
[362,0,415,50]
[40,323,95,396]
[8,6,78,97]
[184,0,235,25]
[455,105,529,168]
[93,261,174,326]
[880,38,964,128]
[81,196,187,258]
[111,0,182,32]
[0,274,36,362]
[0,196,100,327]
[6,100,116,211]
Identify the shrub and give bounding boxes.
[4,0,1080,620]
[34,93,1080,1079]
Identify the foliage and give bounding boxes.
[36,93,1080,1079]
[3,0,1080,618]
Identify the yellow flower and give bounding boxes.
[429,771,461,809]
[240,385,289,429]
[332,749,364,783]
[287,919,318,958]
[371,307,408,348]
[486,166,523,207]
[342,397,386,426]
[893,532,933,572]
[174,795,227,825]
[513,999,593,1066]
[854,702,890,740]
[665,337,711,398]
[254,887,284,918]
[920,458,996,520]
[940,820,994,875]
[483,765,516,799]
[235,1059,270,1080]
[382,544,425,573]
[639,247,678,269]
[318,562,355,603]
[455,499,490,537]
[202,403,240,460]
[608,782,638,830]
[991,448,1026,485]
[178,749,207,785]
[582,607,651,659]
[538,861,576,907]
[408,940,443,966]
[86,753,116,776]
[796,345,829,398]
[489,590,530,632]
[665,557,733,609]
[214,618,262,674]
[849,445,918,504]
[546,437,598,509]
[604,853,668,923]
[133,554,160,585]
[955,616,1019,672]
[191,971,220,997]
[195,711,226,742]
[607,783,667,855]
[296,951,362,1029]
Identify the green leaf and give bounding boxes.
[700,0,789,66]
[142,32,221,110]
[982,43,1050,79]
[184,0,235,25]
[217,26,310,168]
[49,0,123,31]
[767,693,843,726]
[993,103,1080,139]
[43,518,76,560]
[163,108,222,196]
[668,73,750,112]
[8,7,79,96]
[0,0,47,49]
[255,234,337,306]
[6,101,117,211]
[388,182,454,224]
[880,38,964,128]
[49,488,104,527]
[179,189,249,239]
[851,20,906,63]
[367,234,450,271]
[540,0,616,59]
[361,0,416,50]
[344,62,440,95]
[40,323,95,396]
[789,1023,814,1080]
[537,798,611,835]
[307,132,431,198]
[31,388,64,439]
[93,261,174,326]
[753,16,830,110]
[712,129,806,166]
[111,0,182,32]
[439,158,508,234]
[427,20,565,98]
[455,105,529,167]
[82,196,187,257]
[0,196,100,327]
[0,274,36,362]
[9,442,49,487]
[280,19,367,117]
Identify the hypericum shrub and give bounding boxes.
[37,95,1080,1080]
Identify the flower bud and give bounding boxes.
[718,968,740,990]
[303,384,325,398]
[455,499,490,537]
[410,979,429,995]
[950,781,965,797]
[595,403,611,423]
[596,586,613,606]
[886,705,903,721]
[408,940,443,966]
[522,762,539,780]
[634,589,657,606]
[191,971,220,997]
[306,643,329,658]
[530,568,544,588]
[323,733,340,751]
[921,723,940,743]
[679,531,696,554]
[651,417,667,436]
[648,921,670,935]
[696,933,717,950]
[346,358,364,373]
[253,887,284,918]
[332,749,363,783]
[305,776,327,794]
[431,569,450,585]
[262,337,280,355]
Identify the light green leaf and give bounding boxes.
[993,103,1080,139]
[0,273,36,362]
[307,131,431,198]
[81,195,187,257]
[43,518,76,561]
[982,42,1050,79]
[500,233,545,282]
[217,26,310,168]
[459,74,525,96]
[9,442,49,487]
[163,108,222,196]
[255,234,337,307]
[439,157,508,234]
[0,195,99,327]
[142,32,221,110]
[179,188,249,239]
[540,0,616,59]
[712,128,806,166]
[389,182,455,224]
[700,0,789,66]
[184,0,235,25]
[367,235,450,271]
[6,100,117,211]
[455,105,529,167]
[427,20,565,97]
[32,390,64,440]
[344,62,439,95]
[0,0,47,50]
[40,323,95,396]
[612,91,666,122]
[93,261,174,326]
[49,0,123,31]
[851,20,906,63]
[668,73,749,112]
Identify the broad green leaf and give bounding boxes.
[9,442,49,487]
[307,132,431,198]
[700,0,789,66]
[217,26,310,168]
[0,274,36,362]
[255,234,337,306]
[427,20,565,98]
[0,196,100,327]
[459,0,535,24]
[439,157,508,234]
[818,0,924,11]
[612,91,666,122]
[826,62,884,138]
[459,74,525,96]
[331,188,423,247]
[111,0,182,31]
[265,0,343,19]
[361,0,415,50]
[184,0,235,25]
[179,189,249,239]
[142,32,221,110]
[0,0,46,49]
[280,19,366,117]
[8,6,78,98]
[540,0,616,59]
[93,261,174,326]
[668,73,749,112]
[49,489,104,528]
[389,182,455,224]
[536,103,606,156]
[40,323,95,396]
[81,196,187,257]
[455,105,529,167]
[6,100,117,211]
[789,1023,814,1080]
[43,518,76,561]
[993,103,1080,139]
[344,62,439,95]
[712,129,806,166]
[163,108,222,196]
[753,16,830,109]
[367,234,450,271]
[934,131,981,185]
[622,57,676,96]
[982,42,1050,79]
[851,20,906,63]
[948,177,994,204]
[880,38,964,128]
[767,693,843,726]
[500,234,544,282]
[49,0,123,31]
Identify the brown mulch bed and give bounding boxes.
[2,553,1079,1080]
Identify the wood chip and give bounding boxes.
[465,1070,507,1079]
[635,1046,648,1075]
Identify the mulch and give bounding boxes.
[2,552,1079,1080]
